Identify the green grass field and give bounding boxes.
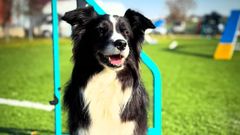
[0,36,240,135]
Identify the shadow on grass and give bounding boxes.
[0,127,54,135]
[162,47,213,59]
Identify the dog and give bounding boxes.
[62,6,155,135]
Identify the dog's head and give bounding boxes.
[62,6,155,69]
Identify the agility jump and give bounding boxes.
[214,10,240,60]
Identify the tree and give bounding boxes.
[166,0,196,22]
[29,0,50,16]
[0,0,12,40]
[27,0,50,39]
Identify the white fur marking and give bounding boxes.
[83,68,135,135]
[102,15,130,59]
[109,15,125,41]
[78,129,88,135]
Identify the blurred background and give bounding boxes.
[0,0,240,38]
[0,0,240,134]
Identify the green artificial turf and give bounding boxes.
[0,36,240,134]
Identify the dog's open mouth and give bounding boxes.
[98,53,124,68]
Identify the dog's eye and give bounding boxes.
[98,27,104,33]
[120,28,130,35]
[97,22,109,36]
[97,27,108,36]
[124,30,130,35]
[119,24,130,36]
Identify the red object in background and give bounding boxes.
[0,0,5,24]
[0,0,12,25]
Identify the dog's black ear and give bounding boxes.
[62,6,98,26]
[124,9,155,32]
[124,9,155,63]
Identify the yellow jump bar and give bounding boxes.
[214,43,235,60]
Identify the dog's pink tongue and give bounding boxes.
[109,55,122,65]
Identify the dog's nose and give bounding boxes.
[114,39,127,51]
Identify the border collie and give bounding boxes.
[62,6,155,135]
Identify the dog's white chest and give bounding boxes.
[82,68,135,135]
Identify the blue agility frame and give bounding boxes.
[51,0,162,134]
[51,0,62,135]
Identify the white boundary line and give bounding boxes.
[0,98,54,111]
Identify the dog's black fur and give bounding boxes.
[62,6,155,135]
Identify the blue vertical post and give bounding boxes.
[141,52,162,135]
[51,0,62,135]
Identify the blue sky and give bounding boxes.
[98,0,240,19]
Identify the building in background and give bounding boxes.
[0,0,75,38]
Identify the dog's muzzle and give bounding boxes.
[97,38,129,69]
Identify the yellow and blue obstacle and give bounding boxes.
[214,10,240,60]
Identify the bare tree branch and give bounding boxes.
[166,0,196,22]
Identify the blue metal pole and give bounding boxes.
[86,0,105,15]
[51,0,62,135]
[141,52,162,135]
